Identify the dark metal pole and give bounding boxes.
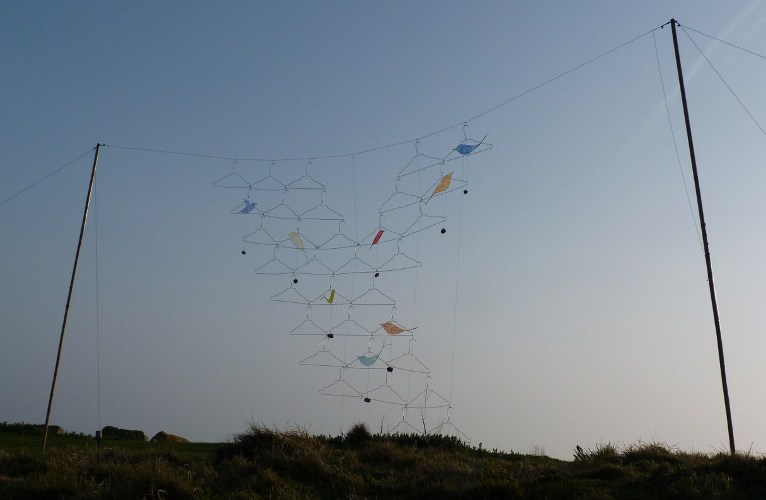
[670,19,735,455]
[42,143,102,451]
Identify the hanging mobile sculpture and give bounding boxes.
[213,127,491,438]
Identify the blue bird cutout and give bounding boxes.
[239,199,257,214]
[455,134,486,155]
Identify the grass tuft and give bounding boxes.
[345,422,372,445]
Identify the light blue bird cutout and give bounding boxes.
[357,353,380,366]
[357,347,383,367]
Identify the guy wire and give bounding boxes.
[94,167,102,434]
[682,27,766,138]
[0,148,95,209]
[683,25,766,62]
[652,31,703,249]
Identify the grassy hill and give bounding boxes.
[2,422,766,498]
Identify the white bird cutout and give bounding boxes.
[288,231,305,250]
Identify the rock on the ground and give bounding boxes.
[35,425,64,434]
[101,426,148,441]
[150,431,189,443]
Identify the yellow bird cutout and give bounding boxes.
[429,172,453,200]
[288,231,305,250]
[325,289,335,304]
[381,321,416,335]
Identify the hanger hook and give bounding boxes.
[462,122,469,141]
[415,138,421,155]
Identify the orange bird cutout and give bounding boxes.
[371,229,384,247]
[430,172,453,199]
[381,321,416,335]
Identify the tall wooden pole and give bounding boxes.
[670,19,735,455]
[42,143,102,451]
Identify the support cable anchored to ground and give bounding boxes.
[681,26,766,138]
[0,148,95,209]
[682,25,766,62]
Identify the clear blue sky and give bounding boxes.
[2,1,766,459]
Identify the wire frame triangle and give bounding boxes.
[365,383,406,405]
[318,377,361,397]
[377,252,422,273]
[243,227,278,246]
[290,318,329,336]
[388,351,430,374]
[352,287,396,306]
[389,406,426,435]
[301,348,347,368]
[254,257,294,275]
[270,286,309,304]
[379,190,424,214]
[397,146,446,178]
[317,232,360,251]
[251,173,287,192]
[300,203,345,221]
[261,202,300,220]
[213,171,251,188]
[294,256,334,276]
[408,387,450,409]
[335,255,376,275]
[429,417,470,443]
[309,290,351,307]
[286,172,325,191]
[328,318,376,338]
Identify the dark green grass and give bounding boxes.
[2,422,766,499]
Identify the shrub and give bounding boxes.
[345,422,372,445]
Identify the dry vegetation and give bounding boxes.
[2,421,766,498]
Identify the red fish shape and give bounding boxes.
[371,229,384,247]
